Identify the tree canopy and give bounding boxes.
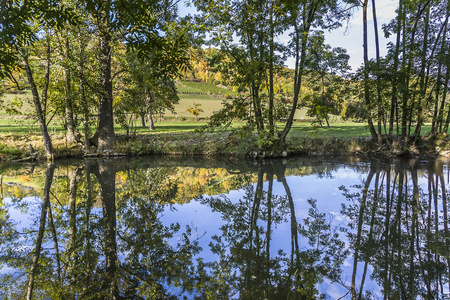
[1,0,449,157]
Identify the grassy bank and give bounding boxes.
[0,120,447,162]
[0,91,444,161]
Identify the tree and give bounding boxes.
[198,163,348,298]
[195,0,288,153]
[53,19,83,144]
[2,0,191,154]
[1,1,77,160]
[371,0,450,147]
[278,0,352,149]
[115,41,187,133]
[84,0,190,152]
[20,34,56,160]
[340,158,450,298]
[303,31,351,128]
[361,0,378,141]
[186,102,204,121]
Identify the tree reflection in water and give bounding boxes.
[0,157,449,299]
[0,159,202,299]
[197,162,349,299]
[341,159,450,299]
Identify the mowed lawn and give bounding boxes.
[0,92,433,138]
[170,94,310,120]
[168,94,225,118]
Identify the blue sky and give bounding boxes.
[179,0,399,72]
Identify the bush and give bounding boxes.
[0,143,26,160]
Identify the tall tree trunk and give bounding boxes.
[280,32,303,148]
[242,167,263,298]
[268,1,275,135]
[372,0,383,144]
[148,114,155,131]
[438,6,450,134]
[442,169,450,293]
[359,161,382,300]
[389,0,403,140]
[413,4,431,140]
[77,29,91,151]
[64,36,79,144]
[65,70,79,144]
[351,167,375,299]
[47,203,62,283]
[431,61,444,135]
[21,40,54,160]
[400,6,408,142]
[27,163,55,300]
[363,0,377,140]
[64,167,80,284]
[382,166,394,298]
[394,163,406,298]
[97,0,115,152]
[265,172,273,290]
[280,2,319,148]
[82,161,95,294]
[401,3,428,142]
[442,68,450,133]
[146,91,156,130]
[246,17,264,134]
[81,82,90,150]
[252,84,264,132]
[409,161,419,297]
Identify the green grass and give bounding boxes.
[0,118,435,140]
[286,122,434,138]
[0,141,27,160]
[285,122,373,138]
[0,92,435,140]
[1,89,319,123]
[0,118,209,135]
[0,117,68,135]
[167,94,226,118]
[116,121,209,134]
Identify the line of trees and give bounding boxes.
[0,0,190,159]
[360,0,450,146]
[1,0,449,158]
[195,0,450,154]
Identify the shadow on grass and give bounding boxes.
[288,123,434,138]
[115,123,207,134]
[288,123,372,138]
[0,125,40,134]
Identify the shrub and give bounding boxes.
[0,143,26,160]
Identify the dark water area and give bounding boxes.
[0,156,449,299]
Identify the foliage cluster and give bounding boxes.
[0,0,192,160]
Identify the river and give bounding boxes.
[0,156,449,299]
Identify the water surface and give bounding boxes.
[0,156,449,299]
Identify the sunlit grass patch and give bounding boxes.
[168,95,226,118]
[177,80,237,96]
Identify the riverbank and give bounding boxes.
[1,131,450,162]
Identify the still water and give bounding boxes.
[0,156,449,299]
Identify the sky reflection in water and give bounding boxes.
[0,157,449,299]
